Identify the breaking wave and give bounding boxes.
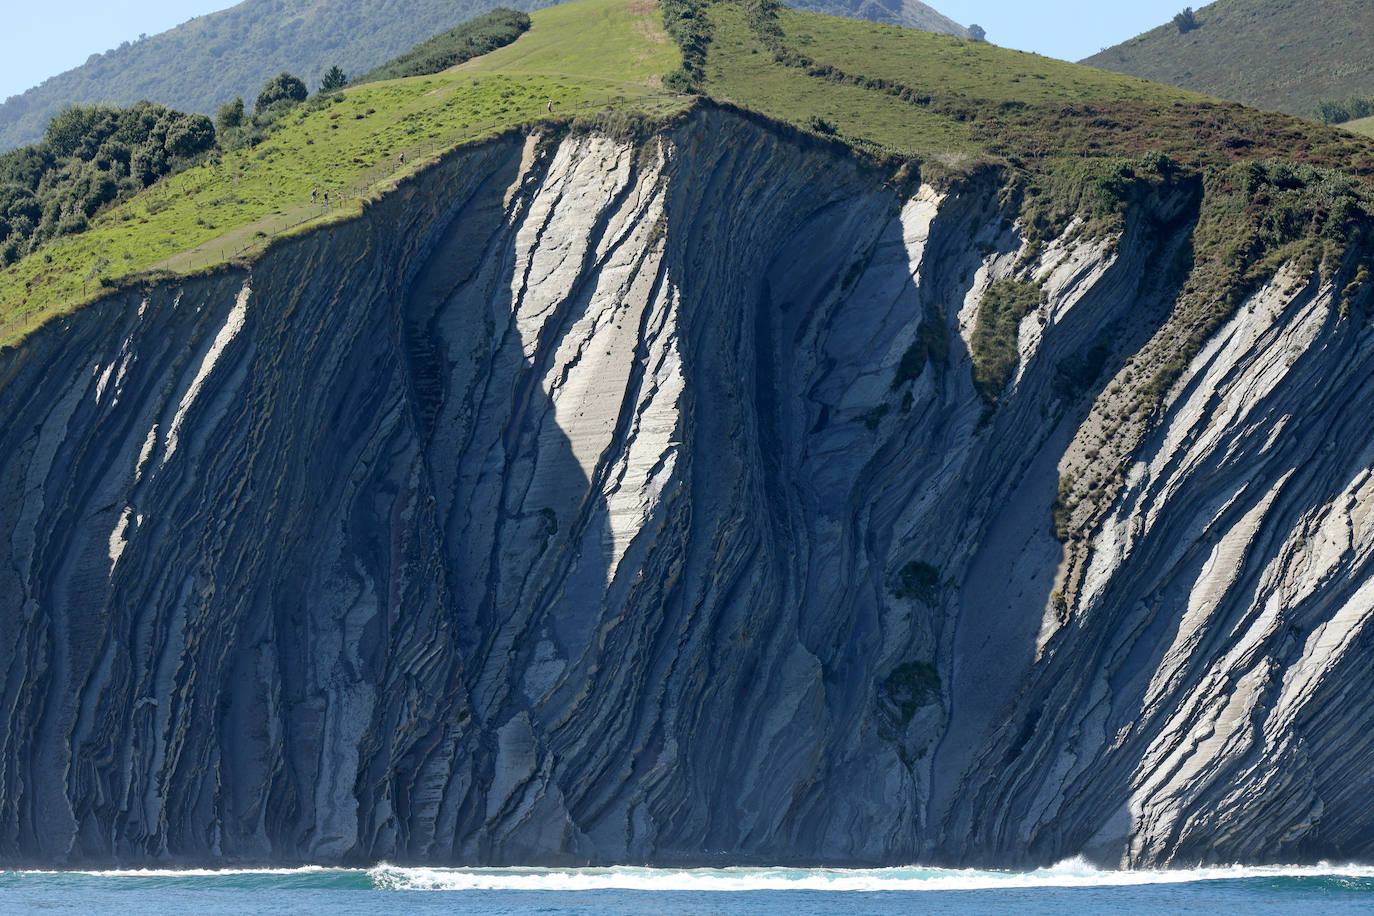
[365,857,1374,892]
[10,858,1374,894]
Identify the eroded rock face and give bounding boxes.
[0,106,1372,868]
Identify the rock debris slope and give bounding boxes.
[1,105,1372,867]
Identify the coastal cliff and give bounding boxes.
[1,104,1371,868]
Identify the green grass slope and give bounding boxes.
[701,2,1373,172]
[1345,116,1374,139]
[4,0,1373,353]
[0,0,679,345]
[0,0,568,153]
[0,0,968,154]
[1081,0,1374,119]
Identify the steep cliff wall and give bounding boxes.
[1,105,1372,868]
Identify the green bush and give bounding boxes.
[165,113,215,157]
[318,66,348,93]
[970,279,1042,403]
[216,97,245,131]
[1314,94,1374,125]
[254,72,308,114]
[806,115,837,135]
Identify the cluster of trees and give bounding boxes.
[1173,8,1200,34]
[1314,94,1374,125]
[0,102,215,265]
[351,8,530,84]
[0,68,341,266]
[212,71,319,150]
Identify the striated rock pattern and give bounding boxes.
[1,105,1373,868]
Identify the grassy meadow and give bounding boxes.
[0,0,679,347]
[3,0,1374,350]
[1345,116,1374,139]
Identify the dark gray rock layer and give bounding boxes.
[1,106,1372,868]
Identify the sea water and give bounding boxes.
[3,858,1373,913]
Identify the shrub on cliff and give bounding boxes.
[970,279,1043,403]
[882,661,941,724]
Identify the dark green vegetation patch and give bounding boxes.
[352,9,532,85]
[662,0,714,92]
[970,280,1042,404]
[882,661,941,725]
[891,560,942,605]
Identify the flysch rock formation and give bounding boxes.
[1,104,1373,868]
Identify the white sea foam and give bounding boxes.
[11,858,1374,891]
[365,857,1374,892]
[14,866,342,878]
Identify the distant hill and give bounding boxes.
[1081,0,1374,119]
[0,0,973,153]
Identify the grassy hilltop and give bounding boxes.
[0,0,971,154]
[0,0,570,154]
[2,0,1374,350]
[0,0,679,345]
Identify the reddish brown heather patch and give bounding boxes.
[968,100,1374,179]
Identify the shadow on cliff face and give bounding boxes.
[392,131,656,864]
[0,131,617,865]
[923,178,1216,866]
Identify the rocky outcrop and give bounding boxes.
[0,104,1372,868]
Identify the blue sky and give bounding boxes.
[2,0,1193,102]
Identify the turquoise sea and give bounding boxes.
[3,860,1373,913]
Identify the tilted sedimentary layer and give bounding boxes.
[1,105,1372,868]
